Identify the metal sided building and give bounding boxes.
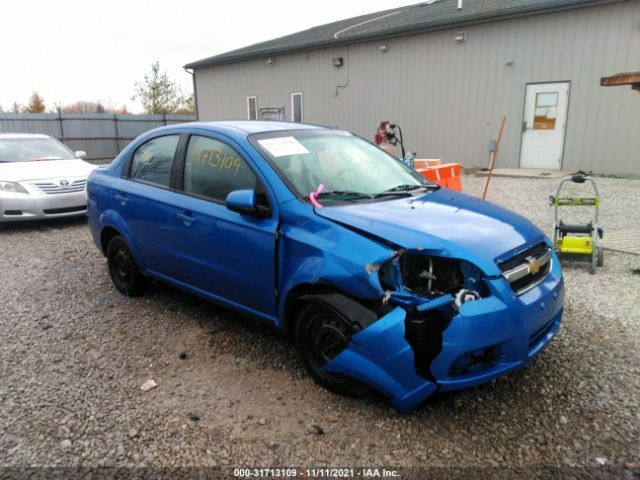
[185,0,640,175]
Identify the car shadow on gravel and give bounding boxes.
[0,216,87,233]
[136,279,576,417]
[140,280,413,410]
[145,280,300,367]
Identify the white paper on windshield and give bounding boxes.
[258,137,310,157]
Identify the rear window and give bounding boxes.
[0,137,76,163]
[130,135,180,188]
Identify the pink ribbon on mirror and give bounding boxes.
[309,183,325,208]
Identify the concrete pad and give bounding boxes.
[474,168,577,178]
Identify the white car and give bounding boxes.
[0,134,98,223]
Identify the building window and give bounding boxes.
[533,92,558,130]
[247,96,257,120]
[291,92,303,122]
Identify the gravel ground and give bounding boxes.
[1,175,639,479]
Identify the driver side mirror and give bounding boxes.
[225,189,269,218]
[75,150,87,160]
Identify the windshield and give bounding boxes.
[252,130,434,203]
[0,138,77,163]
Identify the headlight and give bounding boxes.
[399,255,466,295]
[0,181,29,194]
[379,252,486,303]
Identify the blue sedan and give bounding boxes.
[87,121,563,412]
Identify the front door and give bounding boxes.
[520,82,570,169]
[170,134,278,317]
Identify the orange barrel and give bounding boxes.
[413,159,442,169]
[416,163,462,192]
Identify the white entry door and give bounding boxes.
[520,82,570,169]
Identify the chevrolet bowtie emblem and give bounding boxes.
[528,258,541,275]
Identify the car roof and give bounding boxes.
[170,121,328,136]
[0,133,53,140]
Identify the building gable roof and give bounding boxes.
[185,0,617,69]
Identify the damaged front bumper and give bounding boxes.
[322,253,564,412]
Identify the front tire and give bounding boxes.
[107,235,149,296]
[295,302,369,396]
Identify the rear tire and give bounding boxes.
[107,235,149,297]
[295,302,369,396]
[597,246,604,267]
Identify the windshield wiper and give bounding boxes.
[373,184,438,198]
[315,190,372,200]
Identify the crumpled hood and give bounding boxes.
[0,160,97,182]
[315,189,545,275]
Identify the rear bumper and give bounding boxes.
[0,191,87,222]
[323,253,564,412]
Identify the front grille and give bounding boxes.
[30,179,86,195]
[43,206,86,215]
[499,242,548,272]
[499,242,552,295]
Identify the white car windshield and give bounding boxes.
[253,130,435,202]
[0,138,77,163]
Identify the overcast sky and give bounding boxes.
[0,0,416,113]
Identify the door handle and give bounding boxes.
[177,211,196,226]
[114,193,127,205]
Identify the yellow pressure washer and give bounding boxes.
[550,174,604,274]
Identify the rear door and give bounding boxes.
[170,133,279,317]
[113,134,181,276]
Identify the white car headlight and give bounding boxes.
[0,181,29,194]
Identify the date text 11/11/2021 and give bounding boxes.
[233,467,400,478]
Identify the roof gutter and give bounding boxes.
[184,0,623,70]
[183,67,199,120]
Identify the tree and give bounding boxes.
[11,102,23,113]
[61,101,109,113]
[57,100,130,114]
[133,62,186,114]
[26,92,46,113]
[175,94,195,115]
